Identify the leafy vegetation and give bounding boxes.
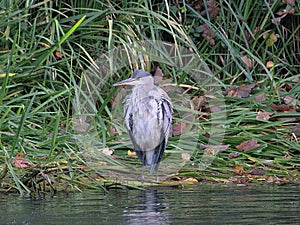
[0,0,299,195]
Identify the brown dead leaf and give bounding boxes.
[12,154,30,168]
[210,105,222,113]
[101,148,113,156]
[228,177,238,182]
[275,10,287,16]
[47,127,66,137]
[203,132,210,138]
[182,177,198,184]
[284,96,298,107]
[95,161,107,166]
[269,103,297,122]
[270,103,296,112]
[228,152,240,159]
[206,0,220,20]
[291,124,300,133]
[172,122,188,136]
[241,56,254,70]
[236,138,260,151]
[284,83,293,92]
[232,165,244,175]
[226,89,236,97]
[201,24,216,46]
[109,126,116,136]
[237,84,256,97]
[236,177,248,184]
[256,110,273,121]
[203,148,217,156]
[292,76,299,82]
[54,50,63,59]
[200,144,230,152]
[284,153,292,159]
[181,153,191,161]
[271,15,286,25]
[275,4,295,16]
[73,116,89,133]
[197,0,220,20]
[266,176,282,183]
[250,167,265,175]
[192,96,206,110]
[253,27,260,36]
[282,0,295,6]
[254,93,266,101]
[226,84,255,98]
[153,66,163,85]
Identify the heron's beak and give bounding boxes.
[113,77,136,86]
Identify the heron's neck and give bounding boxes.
[132,83,155,97]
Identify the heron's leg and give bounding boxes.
[155,164,160,182]
[141,165,145,185]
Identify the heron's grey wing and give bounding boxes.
[124,96,149,166]
[124,97,141,149]
[150,94,173,172]
[160,95,173,139]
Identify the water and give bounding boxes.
[1,185,299,224]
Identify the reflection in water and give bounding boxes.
[0,185,299,224]
[123,189,169,224]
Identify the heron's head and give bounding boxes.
[113,70,153,87]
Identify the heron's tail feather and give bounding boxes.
[135,138,166,174]
[149,138,166,173]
